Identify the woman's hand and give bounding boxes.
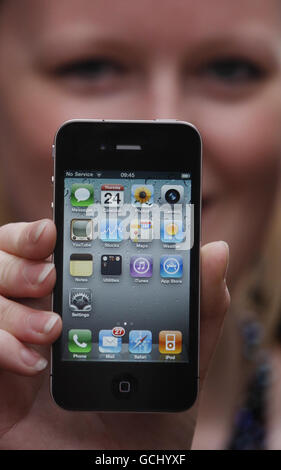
[0,219,230,449]
[0,219,61,375]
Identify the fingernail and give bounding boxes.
[28,312,59,334]
[20,348,48,371]
[219,241,229,280]
[23,263,55,285]
[38,263,55,284]
[32,220,49,243]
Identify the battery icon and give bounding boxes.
[181,173,190,179]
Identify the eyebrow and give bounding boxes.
[34,23,281,70]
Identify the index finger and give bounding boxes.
[0,219,56,260]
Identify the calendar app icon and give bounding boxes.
[101,184,124,207]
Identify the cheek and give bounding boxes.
[197,95,281,189]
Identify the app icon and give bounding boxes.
[101,255,122,275]
[71,184,94,207]
[160,255,183,278]
[71,219,93,241]
[69,288,93,312]
[161,219,184,243]
[130,255,153,278]
[130,218,153,242]
[100,217,123,242]
[101,184,124,207]
[129,330,152,354]
[159,331,182,354]
[70,254,93,277]
[68,329,92,353]
[131,184,154,207]
[99,330,122,353]
[161,185,184,205]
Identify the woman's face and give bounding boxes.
[0,0,280,287]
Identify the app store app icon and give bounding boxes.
[160,255,183,278]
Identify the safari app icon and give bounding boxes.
[71,183,94,207]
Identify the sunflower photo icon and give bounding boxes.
[131,184,154,207]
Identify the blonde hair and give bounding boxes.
[232,186,281,346]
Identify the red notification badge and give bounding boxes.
[112,326,125,337]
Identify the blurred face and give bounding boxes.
[0,0,280,287]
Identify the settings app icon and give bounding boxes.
[69,288,93,313]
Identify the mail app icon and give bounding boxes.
[99,330,122,353]
[102,336,118,348]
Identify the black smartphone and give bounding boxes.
[51,119,202,412]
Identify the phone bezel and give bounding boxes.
[51,119,202,412]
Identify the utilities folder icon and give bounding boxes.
[70,254,93,277]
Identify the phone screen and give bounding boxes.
[60,170,193,364]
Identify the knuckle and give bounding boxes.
[17,223,31,253]
[0,251,17,288]
[0,295,15,327]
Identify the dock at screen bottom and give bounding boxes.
[64,329,188,363]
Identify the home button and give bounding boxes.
[119,380,131,393]
[112,374,137,399]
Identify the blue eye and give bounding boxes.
[203,58,264,83]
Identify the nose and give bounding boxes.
[143,64,185,119]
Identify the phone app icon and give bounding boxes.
[71,184,94,207]
[101,255,122,275]
[159,331,182,354]
[70,254,93,277]
[130,218,153,242]
[99,330,122,353]
[130,255,153,278]
[160,255,183,278]
[100,217,123,242]
[131,184,154,207]
[129,330,152,354]
[161,185,184,205]
[101,184,124,207]
[161,219,184,243]
[71,219,93,241]
[68,329,92,353]
[69,288,93,312]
